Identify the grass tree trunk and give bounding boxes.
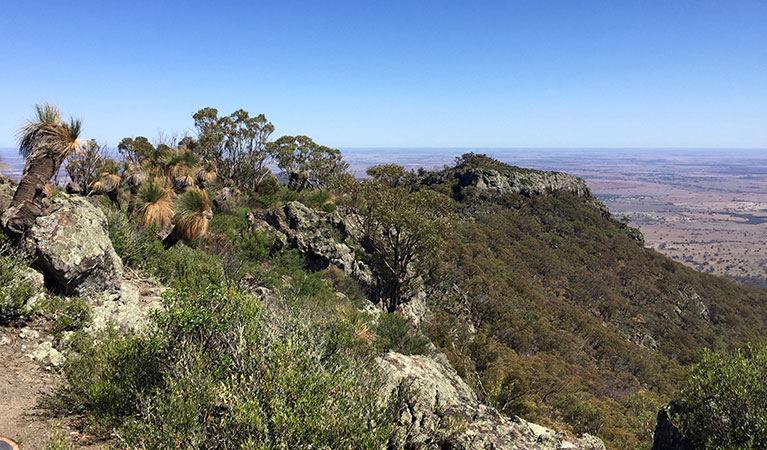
[2,154,60,234]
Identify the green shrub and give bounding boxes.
[0,238,37,323]
[208,209,250,238]
[101,206,164,269]
[673,344,767,449]
[56,283,396,448]
[151,244,224,289]
[375,312,430,355]
[39,296,93,337]
[255,177,280,196]
[54,327,165,430]
[300,189,331,208]
[321,202,337,213]
[208,210,273,264]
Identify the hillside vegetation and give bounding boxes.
[418,154,767,447]
[4,105,767,449]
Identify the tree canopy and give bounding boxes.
[345,165,452,311]
[268,135,350,189]
[192,107,275,190]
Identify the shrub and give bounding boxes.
[673,345,767,449]
[321,202,337,213]
[0,237,37,323]
[55,283,396,448]
[300,189,331,208]
[101,206,164,269]
[54,327,165,430]
[151,243,224,289]
[39,296,93,337]
[375,312,430,355]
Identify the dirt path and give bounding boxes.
[1,272,162,449]
[0,324,63,449]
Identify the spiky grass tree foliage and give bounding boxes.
[195,160,217,187]
[3,104,83,232]
[17,104,83,160]
[164,147,199,178]
[164,147,201,192]
[173,187,212,242]
[172,171,196,192]
[134,178,175,230]
[122,163,148,193]
[91,159,122,194]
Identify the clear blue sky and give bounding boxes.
[1,0,766,149]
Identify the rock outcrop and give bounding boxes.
[380,352,606,450]
[253,201,374,285]
[0,176,17,211]
[423,168,591,197]
[24,194,123,296]
[455,168,592,199]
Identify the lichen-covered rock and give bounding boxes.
[260,201,374,285]
[0,176,17,211]
[26,194,123,296]
[26,339,66,368]
[457,168,592,199]
[379,352,606,450]
[89,282,146,332]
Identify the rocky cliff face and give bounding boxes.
[456,168,592,199]
[380,352,606,450]
[250,201,374,286]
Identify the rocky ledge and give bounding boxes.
[455,168,592,199]
[250,201,374,286]
[380,352,606,450]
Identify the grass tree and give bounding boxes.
[2,104,83,233]
[134,177,175,231]
[195,160,217,187]
[169,187,212,243]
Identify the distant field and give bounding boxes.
[4,146,766,288]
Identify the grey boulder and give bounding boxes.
[380,352,606,450]
[26,194,123,295]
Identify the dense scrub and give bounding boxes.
[419,159,767,449]
[673,344,767,449]
[55,284,394,449]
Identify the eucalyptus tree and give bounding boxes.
[344,164,453,312]
[192,108,275,190]
[65,139,106,194]
[268,135,350,190]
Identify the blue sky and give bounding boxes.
[1,0,766,149]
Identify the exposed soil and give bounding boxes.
[0,322,64,449]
